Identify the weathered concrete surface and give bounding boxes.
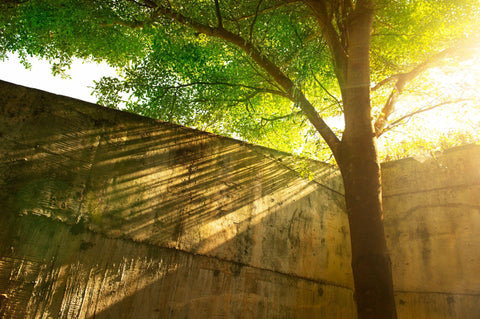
[0,214,353,318]
[382,145,480,318]
[0,80,353,318]
[1,80,480,318]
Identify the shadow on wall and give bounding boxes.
[3,81,480,319]
[0,213,355,319]
[1,109,345,257]
[0,81,353,318]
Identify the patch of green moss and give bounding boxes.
[15,178,76,221]
[85,191,103,225]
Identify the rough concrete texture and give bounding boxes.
[1,80,479,318]
[0,80,353,318]
[382,146,480,318]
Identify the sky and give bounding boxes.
[0,53,116,104]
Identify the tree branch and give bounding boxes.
[249,0,263,42]
[370,74,400,92]
[373,42,477,136]
[156,4,341,155]
[311,71,342,109]
[261,111,302,123]
[224,0,300,22]
[280,32,324,69]
[214,0,223,28]
[192,91,260,104]
[377,99,473,137]
[161,81,289,98]
[302,0,348,90]
[242,57,284,92]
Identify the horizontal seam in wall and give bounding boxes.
[4,212,354,293]
[90,226,355,292]
[395,290,480,297]
[193,250,355,292]
[383,182,480,198]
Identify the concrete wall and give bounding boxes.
[0,81,354,318]
[383,146,480,318]
[1,80,479,318]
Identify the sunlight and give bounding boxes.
[0,53,117,104]
[400,57,480,135]
[374,53,480,162]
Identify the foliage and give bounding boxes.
[0,0,153,66]
[2,0,479,161]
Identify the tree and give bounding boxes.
[2,0,479,317]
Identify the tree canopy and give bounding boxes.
[2,0,479,162]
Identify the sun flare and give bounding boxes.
[377,55,480,161]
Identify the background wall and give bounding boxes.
[0,80,353,318]
[383,145,480,318]
[0,80,479,318]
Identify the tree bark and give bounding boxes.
[335,2,397,318]
[338,139,397,319]
[341,146,396,319]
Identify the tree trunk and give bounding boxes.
[335,2,398,318]
[338,138,397,319]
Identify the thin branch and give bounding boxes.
[370,74,400,92]
[261,111,302,122]
[372,47,456,93]
[247,99,257,113]
[377,99,473,137]
[302,0,348,90]
[243,57,284,91]
[249,0,263,42]
[281,33,324,70]
[311,71,342,109]
[192,94,258,105]
[373,36,480,93]
[373,42,477,136]
[214,0,223,28]
[160,81,289,98]
[225,0,301,22]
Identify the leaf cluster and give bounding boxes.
[2,0,480,159]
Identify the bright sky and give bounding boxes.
[0,53,116,103]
